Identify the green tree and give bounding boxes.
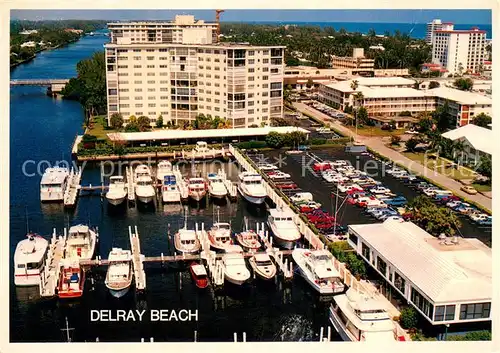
[390,135,401,146]
[471,113,492,128]
[109,113,124,130]
[286,131,307,147]
[350,80,359,91]
[156,115,163,128]
[137,116,151,131]
[408,196,461,236]
[265,131,285,148]
[433,101,454,132]
[428,81,440,89]
[405,137,419,152]
[306,78,314,89]
[453,77,473,91]
[128,115,137,124]
[476,155,491,179]
[125,122,139,132]
[399,307,418,330]
[356,106,369,125]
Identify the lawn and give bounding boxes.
[472,183,492,193]
[344,125,406,137]
[86,115,117,139]
[403,152,478,180]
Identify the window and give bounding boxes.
[135,97,143,100]
[248,68,255,73]
[248,76,255,81]
[434,305,456,322]
[133,56,141,60]
[135,104,143,108]
[148,103,156,107]
[148,96,155,100]
[348,232,358,246]
[411,287,434,319]
[262,92,269,97]
[361,242,370,261]
[263,58,269,64]
[135,88,143,92]
[271,82,282,90]
[248,101,254,106]
[147,88,155,92]
[117,56,128,61]
[160,57,168,60]
[248,109,254,114]
[146,49,154,52]
[118,65,128,69]
[118,80,129,84]
[119,104,130,108]
[248,93,254,98]
[394,272,406,294]
[147,80,155,84]
[263,75,269,80]
[271,90,282,98]
[263,84,269,88]
[147,56,154,60]
[119,88,129,92]
[134,65,142,68]
[147,65,155,68]
[160,65,168,68]
[134,80,142,84]
[248,59,255,65]
[460,303,491,320]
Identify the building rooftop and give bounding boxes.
[349,219,491,304]
[359,87,430,99]
[442,124,493,155]
[107,126,310,142]
[428,87,492,105]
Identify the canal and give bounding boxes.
[10,33,338,342]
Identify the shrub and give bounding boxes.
[399,307,418,329]
[390,135,402,146]
[237,141,267,149]
[309,138,327,145]
[110,113,124,129]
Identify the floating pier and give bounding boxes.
[255,222,294,280]
[172,165,189,201]
[63,167,82,208]
[39,229,66,297]
[129,226,146,291]
[127,166,135,203]
[196,222,225,287]
[219,168,238,201]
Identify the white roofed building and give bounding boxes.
[347,219,491,327]
[441,124,492,165]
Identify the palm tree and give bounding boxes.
[350,80,359,91]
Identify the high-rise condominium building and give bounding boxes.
[425,19,454,45]
[431,27,487,75]
[105,15,285,128]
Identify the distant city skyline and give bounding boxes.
[11,9,492,25]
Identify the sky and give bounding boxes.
[10,9,492,24]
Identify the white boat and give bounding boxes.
[40,166,70,202]
[174,227,201,255]
[14,234,49,286]
[257,163,278,171]
[207,173,228,199]
[105,248,133,298]
[106,176,127,206]
[292,249,345,295]
[223,246,251,285]
[195,141,209,154]
[135,165,155,203]
[267,208,301,249]
[188,177,207,201]
[248,253,276,280]
[208,222,233,251]
[238,172,267,205]
[329,288,397,342]
[162,174,181,203]
[156,160,173,182]
[65,225,98,260]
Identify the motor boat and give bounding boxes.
[65,225,98,260]
[174,227,201,255]
[292,249,345,295]
[188,177,207,202]
[105,248,133,298]
[235,218,262,252]
[329,288,397,342]
[106,176,127,206]
[134,165,156,203]
[248,253,276,280]
[40,166,70,202]
[207,216,233,251]
[156,160,173,182]
[57,258,85,299]
[267,208,301,249]
[14,233,49,286]
[222,246,251,285]
[207,173,228,199]
[195,141,209,154]
[238,172,267,205]
[189,262,209,289]
[162,174,181,203]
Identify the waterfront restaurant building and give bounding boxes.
[107,126,310,147]
[105,15,285,129]
[347,219,491,328]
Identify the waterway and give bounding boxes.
[9,33,337,343]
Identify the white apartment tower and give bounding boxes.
[425,19,454,45]
[431,27,487,75]
[105,15,285,128]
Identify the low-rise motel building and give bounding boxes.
[106,126,310,147]
[318,77,492,127]
[347,219,491,336]
[442,124,492,166]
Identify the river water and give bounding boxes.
[9,33,337,343]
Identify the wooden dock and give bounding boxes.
[63,167,82,208]
[127,166,135,203]
[129,226,146,291]
[195,223,224,287]
[219,168,238,201]
[172,165,189,200]
[39,230,66,297]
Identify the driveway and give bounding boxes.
[293,102,492,212]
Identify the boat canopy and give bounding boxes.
[192,264,207,276]
[163,175,177,185]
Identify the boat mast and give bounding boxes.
[61,316,74,342]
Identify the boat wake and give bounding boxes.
[274,314,314,341]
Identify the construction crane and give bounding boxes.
[215,9,225,42]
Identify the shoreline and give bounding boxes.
[9,40,76,69]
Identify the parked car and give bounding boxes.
[291,192,313,204]
[461,185,478,195]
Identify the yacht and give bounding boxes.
[235,218,262,251]
[292,249,345,295]
[162,174,181,203]
[156,160,173,182]
[267,208,301,249]
[207,173,228,199]
[57,258,85,299]
[14,233,49,286]
[188,177,207,202]
[208,221,233,252]
[329,288,397,342]
[248,253,276,280]
[135,165,155,203]
[195,141,209,154]
[65,225,98,260]
[105,248,133,298]
[40,166,70,202]
[222,246,251,285]
[238,172,267,205]
[174,226,201,255]
[106,176,127,206]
